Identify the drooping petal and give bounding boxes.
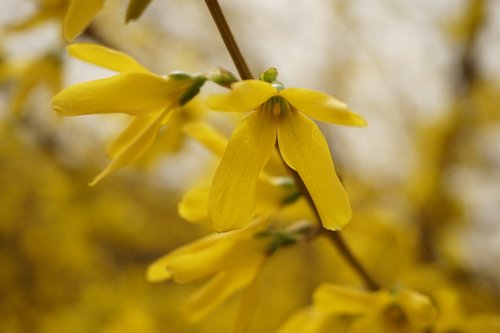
[209,110,277,231]
[280,88,366,126]
[178,185,210,223]
[314,284,390,315]
[277,110,352,230]
[146,220,266,283]
[11,57,60,114]
[207,80,277,113]
[106,110,167,158]
[52,73,183,116]
[183,263,259,322]
[167,237,265,283]
[183,122,228,157]
[63,0,105,41]
[89,110,170,186]
[146,233,225,282]
[68,44,152,74]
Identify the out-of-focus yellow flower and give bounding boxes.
[435,288,500,333]
[6,0,67,32]
[52,44,206,185]
[147,219,269,332]
[277,284,436,333]
[8,54,62,115]
[207,77,366,232]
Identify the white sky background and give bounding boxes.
[2,0,500,285]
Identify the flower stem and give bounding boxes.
[204,0,253,80]
[204,0,379,291]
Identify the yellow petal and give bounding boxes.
[396,288,436,329]
[183,122,228,157]
[167,237,264,283]
[232,256,266,333]
[255,175,289,217]
[106,111,166,158]
[277,110,352,230]
[146,233,225,282]
[178,185,210,223]
[183,263,258,322]
[68,44,152,74]
[63,0,105,41]
[280,88,366,126]
[89,111,169,186]
[207,80,277,112]
[349,314,389,333]
[209,110,277,231]
[146,220,266,283]
[314,284,389,315]
[52,73,183,116]
[276,308,342,333]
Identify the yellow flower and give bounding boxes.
[9,54,62,115]
[147,219,269,331]
[52,44,205,185]
[179,122,308,225]
[207,78,366,232]
[6,0,67,32]
[277,284,436,333]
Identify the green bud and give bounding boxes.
[259,67,278,83]
[168,71,193,80]
[205,67,238,88]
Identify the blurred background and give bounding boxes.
[1,0,500,332]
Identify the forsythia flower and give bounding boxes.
[207,77,366,232]
[6,0,67,32]
[52,44,205,185]
[179,122,307,225]
[277,284,436,333]
[9,54,62,115]
[147,219,269,332]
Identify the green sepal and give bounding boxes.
[125,0,152,23]
[282,191,301,205]
[266,231,298,255]
[179,76,207,106]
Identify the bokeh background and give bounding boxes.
[1,0,500,332]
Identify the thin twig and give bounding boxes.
[204,0,253,80]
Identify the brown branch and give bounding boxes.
[204,0,253,80]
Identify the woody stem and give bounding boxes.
[205,0,380,291]
[204,0,253,80]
